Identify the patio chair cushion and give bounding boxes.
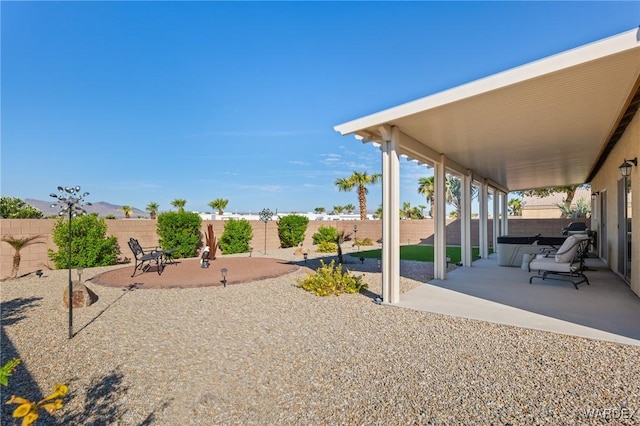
[554,235,586,263]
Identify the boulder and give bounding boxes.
[63,281,98,308]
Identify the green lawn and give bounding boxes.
[350,245,492,264]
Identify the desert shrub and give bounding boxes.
[316,241,337,253]
[277,214,309,248]
[296,259,367,296]
[104,214,116,219]
[157,211,201,258]
[219,218,253,254]
[0,196,43,219]
[312,225,338,245]
[353,238,374,246]
[49,213,118,268]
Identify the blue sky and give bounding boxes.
[2,2,638,214]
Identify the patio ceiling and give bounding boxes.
[335,28,640,192]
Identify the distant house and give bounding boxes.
[521,187,592,218]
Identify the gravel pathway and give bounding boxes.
[2,248,639,425]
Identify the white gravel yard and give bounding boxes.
[2,249,639,425]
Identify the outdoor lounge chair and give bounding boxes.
[128,238,164,277]
[528,234,591,289]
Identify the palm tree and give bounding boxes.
[446,176,479,218]
[171,199,187,212]
[418,176,435,217]
[208,198,229,215]
[335,229,348,265]
[332,205,345,215]
[121,205,133,219]
[314,207,325,214]
[146,202,159,220]
[508,198,523,216]
[2,235,42,278]
[401,201,413,219]
[335,171,381,220]
[344,204,356,214]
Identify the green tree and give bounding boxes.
[344,204,356,214]
[1,235,43,278]
[219,218,253,254]
[508,198,523,216]
[146,202,159,219]
[156,211,201,258]
[208,198,229,215]
[313,207,325,214]
[514,185,587,218]
[332,205,344,215]
[277,214,309,248]
[445,176,479,218]
[335,171,381,220]
[0,197,43,219]
[170,198,187,212]
[417,176,435,218]
[48,214,118,269]
[120,205,133,219]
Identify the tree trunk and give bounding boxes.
[358,186,367,220]
[11,251,20,278]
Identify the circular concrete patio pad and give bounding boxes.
[90,257,300,289]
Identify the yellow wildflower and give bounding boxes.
[12,401,35,418]
[22,411,38,426]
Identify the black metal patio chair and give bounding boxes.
[128,238,164,277]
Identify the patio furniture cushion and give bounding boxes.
[529,234,591,289]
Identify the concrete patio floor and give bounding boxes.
[396,254,640,346]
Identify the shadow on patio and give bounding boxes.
[397,255,640,346]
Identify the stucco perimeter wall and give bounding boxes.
[1,217,579,275]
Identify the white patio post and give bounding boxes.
[434,154,447,279]
[380,125,401,303]
[479,179,489,259]
[461,170,473,267]
[493,189,500,253]
[500,192,509,236]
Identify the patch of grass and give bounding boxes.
[351,245,492,264]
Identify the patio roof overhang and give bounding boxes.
[335,27,640,192]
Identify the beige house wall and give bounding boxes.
[521,208,562,219]
[590,111,639,296]
[1,217,577,276]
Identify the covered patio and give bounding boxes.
[335,27,640,307]
[396,255,640,346]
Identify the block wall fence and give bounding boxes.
[0,218,580,275]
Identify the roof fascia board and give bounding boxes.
[334,28,640,137]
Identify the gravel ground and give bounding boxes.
[1,248,639,425]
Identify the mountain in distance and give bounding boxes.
[25,199,148,219]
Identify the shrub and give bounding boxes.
[296,259,367,296]
[353,238,374,246]
[312,225,338,245]
[219,218,253,254]
[277,214,309,248]
[157,211,202,258]
[0,196,43,219]
[316,241,337,253]
[48,214,118,269]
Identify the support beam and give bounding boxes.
[493,190,500,252]
[461,170,473,267]
[479,179,489,258]
[500,192,509,236]
[380,126,401,304]
[434,155,447,279]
